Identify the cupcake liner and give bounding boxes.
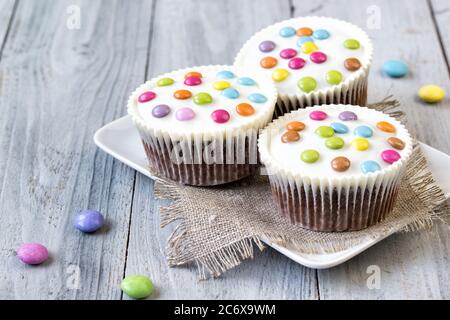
[258,105,413,232]
[128,65,278,186]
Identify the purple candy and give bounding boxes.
[152,104,171,118]
[310,51,327,64]
[74,210,105,233]
[339,111,358,121]
[138,91,156,103]
[279,48,297,59]
[288,57,306,70]
[176,107,195,121]
[309,110,327,121]
[259,40,276,52]
[17,243,49,265]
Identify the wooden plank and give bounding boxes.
[123,0,319,299]
[0,0,153,299]
[0,0,15,52]
[291,0,450,299]
[430,0,450,67]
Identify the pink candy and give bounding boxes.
[176,107,195,121]
[279,48,297,59]
[381,149,401,164]
[17,243,49,265]
[309,111,327,121]
[288,57,306,70]
[138,91,156,103]
[184,76,202,86]
[211,109,230,123]
[310,51,327,64]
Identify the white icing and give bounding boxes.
[260,105,412,179]
[234,17,373,96]
[128,65,277,137]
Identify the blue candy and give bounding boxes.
[382,60,408,78]
[330,122,349,134]
[312,29,330,40]
[361,160,381,174]
[238,77,256,86]
[279,26,296,37]
[354,125,373,138]
[216,70,235,79]
[296,36,314,47]
[222,87,240,99]
[74,210,105,233]
[248,93,267,103]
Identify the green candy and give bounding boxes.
[315,126,335,138]
[121,275,154,299]
[157,77,174,86]
[301,149,320,163]
[326,70,343,85]
[193,92,213,105]
[325,137,345,149]
[297,77,317,93]
[343,39,360,49]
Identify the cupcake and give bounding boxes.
[258,105,412,232]
[234,17,373,117]
[128,65,277,186]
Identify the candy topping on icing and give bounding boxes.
[297,36,314,46]
[288,57,306,70]
[361,160,381,173]
[211,109,230,124]
[281,130,300,143]
[248,93,267,103]
[272,68,289,82]
[185,71,202,78]
[343,38,360,49]
[301,149,320,163]
[193,92,213,105]
[352,138,369,151]
[310,51,327,64]
[315,126,335,137]
[260,56,278,68]
[344,58,361,71]
[326,70,343,85]
[279,26,296,37]
[280,48,297,59]
[138,91,156,103]
[213,81,231,90]
[339,111,358,121]
[387,137,405,150]
[152,104,171,118]
[184,76,202,86]
[173,89,192,99]
[330,122,349,133]
[354,125,373,138]
[301,41,318,54]
[325,137,345,149]
[238,77,256,86]
[296,27,313,36]
[259,40,276,52]
[236,103,255,116]
[312,29,330,40]
[286,121,305,131]
[381,149,401,164]
[298,77,317,93]
[331,156,351,172]
[216,70,235,79]
[157,77,174,86]
[376,121,396,133]
[176,107,195,121]
[309,110,327,120]
[222,87,240,99]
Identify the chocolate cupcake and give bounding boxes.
[128,65,277,186]
[258,105,412,232]
[234,17,373,117]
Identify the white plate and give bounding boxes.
[94,116,450,269]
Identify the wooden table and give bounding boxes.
[0,0,448,300]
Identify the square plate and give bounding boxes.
[94,116,450,269]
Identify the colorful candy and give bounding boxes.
[387,137,405,150]
[17,243,49,265]
[376,121,396,133]
[331,156,351,172]
[74,210,105,233]
[272,68,289,82]
[344,58,362,71]
[211,109,230,123]
[248,93,267,103]
[361,160,381,174]
[184,76,202,86]
[297,36,314,47]
[286,121,305,131]
[288,57,306,70]
[330,122,349,134]
[315,126,335,137]
[213,81,231,90]
[193,92,213,105]
[185,71,202,79]
[279,26,296,37]
[383,60,408,78]
[313,29,330,40]
[381,149,401,164]
[354,125,373,138]
[418,84,446,103]
[260,56,278,69]
[280,48,297,59]
[297,27,313,36]
[281,130,300,143]
[310,51,327,64]
[301,149,320,163]
[173,89,192,99]
[326,70,343,85]
[216,70,235,79]
[176,107,195,121]
[138,91,156,103]
[298,77,317,93]
[238,77,256,86]
[325,137,344,149]
[221,88,240,99]
[352,138,369,151]
[301,42,318,54]
[259,40,276,52]
[309,110,327,121]
[339,111,357,121]
[343,39,360,49]
[236,103,255,116]
[157,77,174,86]
[121,275,154,299]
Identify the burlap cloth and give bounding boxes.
[151,97,449,278]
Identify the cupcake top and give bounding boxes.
[234,17,373,96]
[128,65,277,138]
[259,105,412,179]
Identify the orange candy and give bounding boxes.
[260,56,278,69]
[296,27,313,36]
[173,89,192,99]
[286,121,305,131]
[236,103,255,116]
[184,71,202,79]
[376,121,396,133]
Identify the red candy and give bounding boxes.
[288,57,306,70]
[138,91,156,103]
[211,109,230,123]
[184,76,202,86]
[310,51,327,64]
[309,110,327,121]
[381,149,401,164]
[280,48,297,59]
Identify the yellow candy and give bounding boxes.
[301,41,318,54]
[213,81,231,90]
[418,84,445,103]
[272,68,289,82]
[352,138,369,151]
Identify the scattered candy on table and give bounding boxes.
[383,60,408,78]
[121,275,154,299]
[418,84,445,103]
[331,156,351,172]
[17,243,49,265]
[74,210,105,233]
[281,130,300,143]
[301,149,320,163]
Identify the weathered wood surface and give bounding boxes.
[0,0,448,300]
[431,0,450,67]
